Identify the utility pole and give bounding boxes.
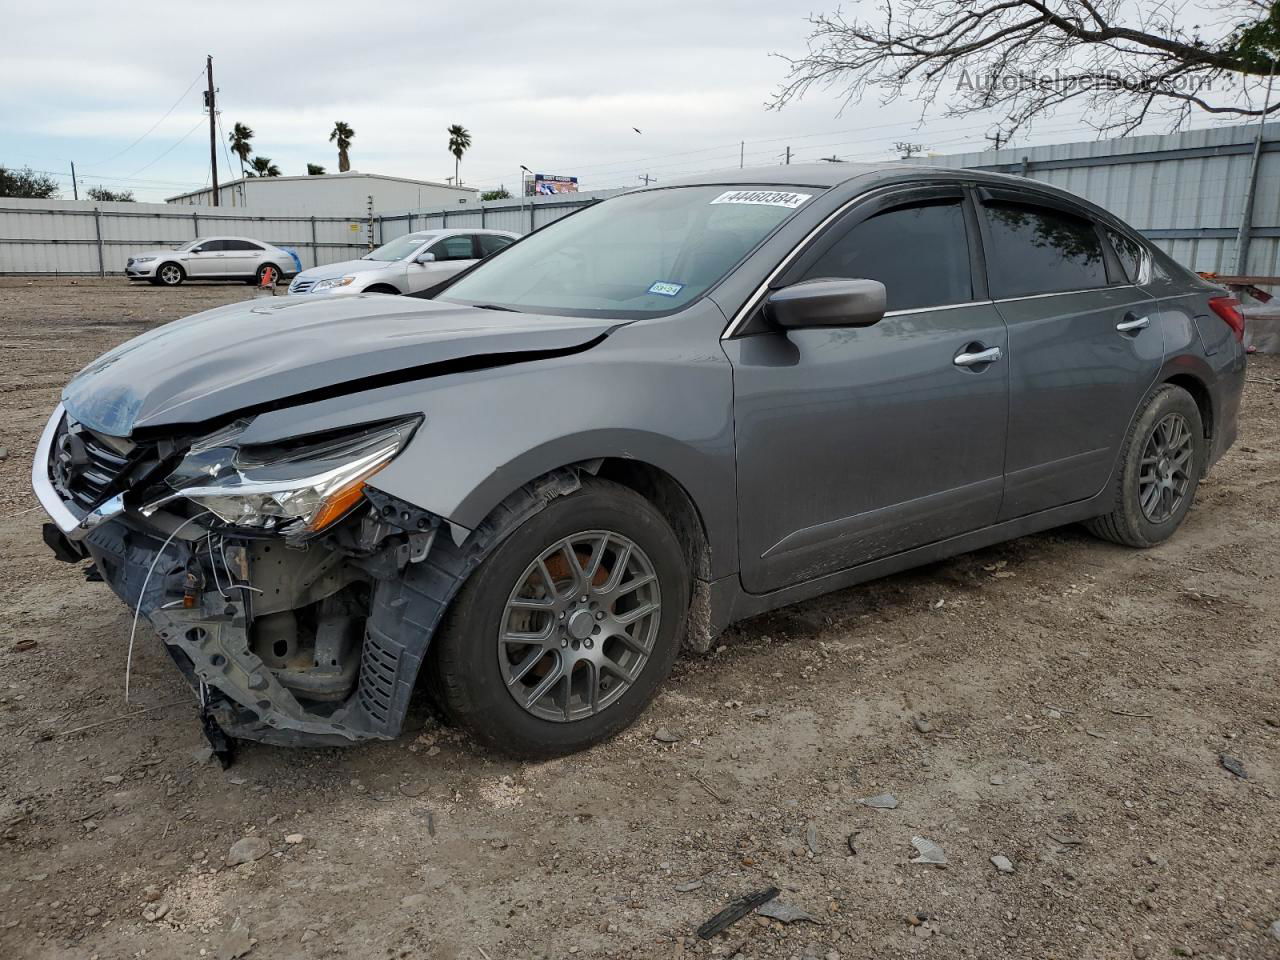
[740,141,744,168]
[784,146,792,165]
[69,161,78,200]
[895,141,927,160]
[639,173,656,186]
[205,55,219,206]
[984,129,1008,150]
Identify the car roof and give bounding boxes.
[657,161,1126,225]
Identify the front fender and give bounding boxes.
[232,311,740,578]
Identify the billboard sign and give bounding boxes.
[526,173,578,196]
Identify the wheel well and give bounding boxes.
[363,284,401,294]
[1164,374,1213,438]
[593,458,711,580]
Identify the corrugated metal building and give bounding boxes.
[911,121,1279,277]
[166,171,477,215]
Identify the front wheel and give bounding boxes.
[156,262,184,286]
[430,478,690,758]
[1085,384,1205,548]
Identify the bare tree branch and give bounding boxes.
[771,0,1280,139]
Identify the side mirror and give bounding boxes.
[763,278,887,329]
[191,246,205,254]
[414,251,436,263]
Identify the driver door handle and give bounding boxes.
[1116,314,1149,332]
[954,346,1002,367]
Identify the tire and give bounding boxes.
[252,263,281,286]
[156,262,184,286]
[431,477,690,759]
[1085,383,1205,548]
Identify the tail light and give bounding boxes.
[1208,296,1245,342]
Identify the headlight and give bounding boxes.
[143,418,419,534]
[133,257,156,263]
[313,275,357,291]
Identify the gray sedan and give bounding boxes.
[34,163,1245,759]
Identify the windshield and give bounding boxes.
[363,233,434,262]
[438,185,819,317]
[175,239,204,251]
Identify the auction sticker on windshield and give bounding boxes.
[710,190,812,208]
[647,281,684,297]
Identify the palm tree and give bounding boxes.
[447,124,471,185]
[306,163,326,175]
[330,121,354,172]
[246,156,281,177]
[228,122,254,180]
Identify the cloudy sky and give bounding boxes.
[1,0,1242,202]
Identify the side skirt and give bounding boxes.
[709,485,1116,633]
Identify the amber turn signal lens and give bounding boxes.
[307,464,387,533]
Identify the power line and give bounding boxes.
[89,67,206,167]
[124,118,206,178]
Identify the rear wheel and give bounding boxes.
[431,478,689,758]
[156,262,184,286]
[1085,384,1204,548]
[251,263,281,286]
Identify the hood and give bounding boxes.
[63,296,619,436]
[129,247,188,260]
[294,258,398,282]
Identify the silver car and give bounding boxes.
[125,236,299,287]
[287,228,519,297]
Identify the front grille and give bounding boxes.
[289,279,315,294]
[49,415,134,510]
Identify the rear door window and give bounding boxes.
[477,234,514,257]
[796,200,973,312]
[1106,228,1145,283]
[982,201,1107,298]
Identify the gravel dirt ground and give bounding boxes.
[1,277,1278,960]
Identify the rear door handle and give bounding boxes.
[1116,314,1149,333]
[954,346,1002,367]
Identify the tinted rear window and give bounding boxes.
[983,201,1107,298]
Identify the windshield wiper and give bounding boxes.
[471,303,518,312]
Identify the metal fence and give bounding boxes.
[0,199,382,275]
[0,191,623,276]
[374,189,623,242]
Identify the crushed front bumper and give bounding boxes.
[76,516,441,747]
[33,404,469,749]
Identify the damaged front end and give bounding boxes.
[34,404,458,747]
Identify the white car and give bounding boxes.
[287,228,519,297]
[125,236,299,286]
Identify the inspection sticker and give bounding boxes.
[710,190,812,208]
[647,281,684,297]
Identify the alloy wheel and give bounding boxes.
[159,264,182,285]
[1138,412,1193,523]
[498,530,661,722]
